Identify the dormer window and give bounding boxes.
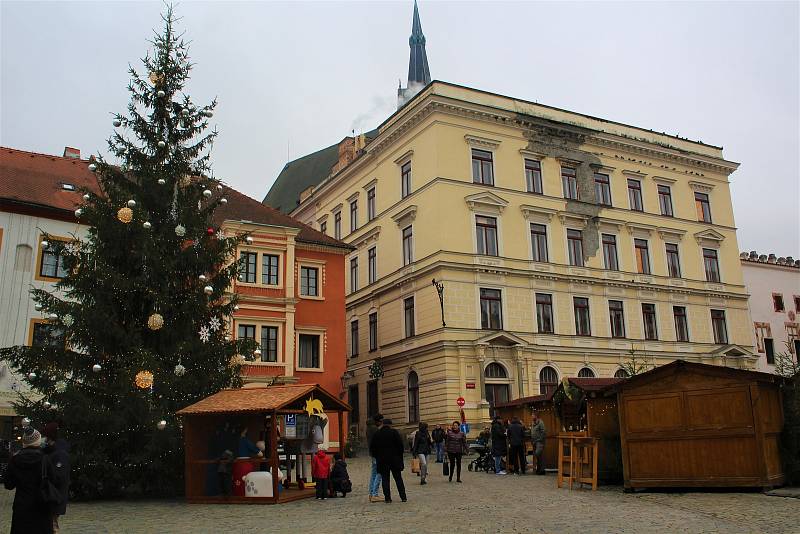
[61,183,76,191]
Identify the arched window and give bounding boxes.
[407,371,419,423]
[484,362,507,378]
[614,368,630,378]
[14,244,32,272]
[578,367,596,378]
[539,366,558,395]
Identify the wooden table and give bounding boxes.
[557,433,599,490]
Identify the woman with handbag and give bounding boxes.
[3,427,54,534]
[444,421,467,483]
[411,422,432,485]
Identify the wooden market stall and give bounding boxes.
[177,383,351,504]
[494,391,558,470]
[615,360,784,490]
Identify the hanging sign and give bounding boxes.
[456,396,466,407]
[465,383,476,389]
[285,413,297,439]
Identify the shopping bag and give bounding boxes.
[443,461,449,476]
[411,458,420,473]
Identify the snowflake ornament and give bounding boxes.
[208,316,221,332]
[62,314,74,327]
[64,242,80,256]
[198,325,210,343]
[216,230,226,241]
[174,363,186,377]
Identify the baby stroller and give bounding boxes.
[467,442,496,472]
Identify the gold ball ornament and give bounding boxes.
[148,71,163,85]
[135,370,154,389]
[117,207,133,224]
[147,313,164,331]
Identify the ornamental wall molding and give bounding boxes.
[464,134,501,150]
[465,191,509,214]
[393,149,414,165]
[520,205,557,223]
[362,178,378,191]
[694,228,725,248]
[597,217,625,232]
[351,226,381,249]
[346,191,360,203]
[558,211,589,229]
[688,180,716,193]
[391,205,418,227]
[652,175,677,185]
[657,227,687,241]
[625,222,657,237]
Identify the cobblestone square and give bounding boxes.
[3,455,798,534]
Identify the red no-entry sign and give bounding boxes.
[456,396,465,407]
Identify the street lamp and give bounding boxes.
[432,278,445,327]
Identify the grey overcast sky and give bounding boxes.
[2,1,798,255]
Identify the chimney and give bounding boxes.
[63,147,81,159]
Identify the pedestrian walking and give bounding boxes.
[3,427,54,534]
[444,421,467,483]
[366,414,384,502]
[431,424,445,463]
[530,410,547,475]
[411,422,433,485]
[507,416,526,475]
[42,422,70,534]
[368,418,407,503]
[311,448,330,500]
[490,415,507,475]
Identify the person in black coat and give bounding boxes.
[42,422,70,531]
[506,417,527,475]
[368,419,407,503]
[490,416,508,475]
[4,427,54,534]
[329,454,351,497]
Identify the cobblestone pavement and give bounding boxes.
[2,455,798,534]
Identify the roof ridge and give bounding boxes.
[1,145,90,163]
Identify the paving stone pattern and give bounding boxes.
[2,455,798,533]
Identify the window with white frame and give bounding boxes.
[476,215,499,256]
[298,333,321,369]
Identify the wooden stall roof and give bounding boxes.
[610,360,783,392]
[494,390,554,409]
[176,384,350,416]
[568,377,624,392]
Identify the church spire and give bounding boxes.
[398,0,431,108]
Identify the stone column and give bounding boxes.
[513,344,525,398]
[476,343,488,402]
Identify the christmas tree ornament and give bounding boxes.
[202,189,212,198]
[134,370,154,389]
[157,90,166,98]
[157,420,167,430]
[113,119,121,127]
[92,364,102,373]
[246,236,253,244]
[208,316,221,332]
[75,208,83,217]
[157,178,166,185]
[143,221,152,230]
[215,230,225,240]
[147,313,164,330]
[173,363,186,376]
[233,305,239,312]
[117,207,133,223]
[148,71,162,85]
[204,285,213,295]
[216,184,223,191]
[55,381,66,393]
[180,175,192,187]
[206,227,215,236]
[28,372,37,380]
[41,240,49,248]
[198,325,210,343]
[63,314,74,327]
[181,108,190,117]
[127,199,136,208]
[220,198,227,204]
[224,334,232,342]
[49,313,59,320]
[254,348,261,358]
[22,417,31,427]
[35,304,43,311]
[43,401,52,409]
[157,140,166,148]
[83,193,90,201]
[88,163,97,172]
[174,225,186,237]
[204,110,213,118]
[198,274,207,282]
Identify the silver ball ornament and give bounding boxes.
[83,194,90,201]
[174,225,186,237]
[199,274,207,282]
[143,221,152,230]
[74,209,82,217]
[204,285,213,295]
[204,110,213,118]
[157,90,166,98]
[203,189,212,198]
[41,240,49,248]
[43,401,51,409]
[245,237,253,244]
[35,304,43,311]
[216,184,223,191]
[22,417,31,427]
[127,199,136,208]
[157,420,167,431]
[157,141,166,149]
[220,198,228,205]
[92,364,102,373]
[113,119,121,127]
[254,348,262,357]
[28,372,37,380]
[88,163,97,172]
[49,313,58,320]
[233,305,239,312]
[157,178,166,185]
[181,109,190,117]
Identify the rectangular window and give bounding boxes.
[673,306,689,342]
[401,161,412,198]
[348,385,360,424]
[351,320,359,358]
[795,296,800,312]
[31,323,66,349]
[635,239,651,274]
[367,187,376,221]
[262,254,279,285]
[525,159,543,194]
[530,223,548,262]
[536,293,554,334]
[642,303,658,340]
[562,167,578,200]
[773,294,785,312]
[711,309,728,344]
[367,380,379,418]
[665,243,681,278]
[238,324,256,341]
[320,221,327,235]
[350,257,358,292]
[703,248,720,282]
[334,212,342,239]
[368,247,377,284]
[789,324,800,356]
[369,312,378,351]
[350,200,358,232]
[627,179,643,211]
[472,149,494,186]
[658,185,674,217]
[476,215,499,256]
[754,322,771,353]
[574,297,591,336]
[260,326,278,362]
[609,300,626,338]
[480,288,503,330]
[300,266,318,296]
[238,251,257,283]
[567,229,584,267]
[594,173,612,206]
[765,338,775,365]
[298,334,320,368]
[39,241,68,279]
[402,226,413,266]
[695,192,712,222]
[404,297,415,338]
[602,234,619,271]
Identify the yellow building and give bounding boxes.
[264,9,754,438]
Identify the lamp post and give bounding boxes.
[432,278,445,327]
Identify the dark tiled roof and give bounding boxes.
[612,360,782,391]
[568,377,625,392]
[493,391,554,409]
[0,146,350,251]
[176,384,350,415]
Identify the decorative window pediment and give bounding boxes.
[391,205,418,227]
[557,211,588,229]
[625,222,657,237]
[623,169,647,178]
[475,331,527,347]
[689,180,715,193]
[520,205,556,223]
[347,191,360,203]
[597,217,625,232]
[352,226,381,248]
[658,227,686,241]
[652,176,676,185]
[464,134,501,150]
[332,203,343,214]
[465,191,509,214]
[694,228,725,248]
[363,178,378,191]
[394,150,414,165]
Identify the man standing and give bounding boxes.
[366,414,384,502]
[490,415,507,475]
[431,424,445,463]
[530,410,547,475]
[507,416,526,475]
[369,418,407,503]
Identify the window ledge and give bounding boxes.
[299,295,324,301]
[296,367,324,373]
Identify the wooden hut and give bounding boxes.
[177,383,351,504]
[494,391,557,470]
[615,360,784,490]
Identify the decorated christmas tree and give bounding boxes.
[0,7,254,498]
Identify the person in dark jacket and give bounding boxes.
[42,422,69,533]
[4,427,54,534]
[507,417,526,475]
[330,453,351,497]
[490,416,508,475]
[444,421,467,483]
[368,419,407,503]
[411,422,432,485]
[431,424,445,463]
[365,414,384,502]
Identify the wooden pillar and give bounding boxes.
[338,410,346,455]
[271,410,279,503]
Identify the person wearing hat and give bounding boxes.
[43,422,70,533]
[368,418,407,503]
[4,426,54,533]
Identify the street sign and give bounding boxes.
[465,382,476,389]
[460,423,470,435]
[285,413,297,438]
[456,396,465,407]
